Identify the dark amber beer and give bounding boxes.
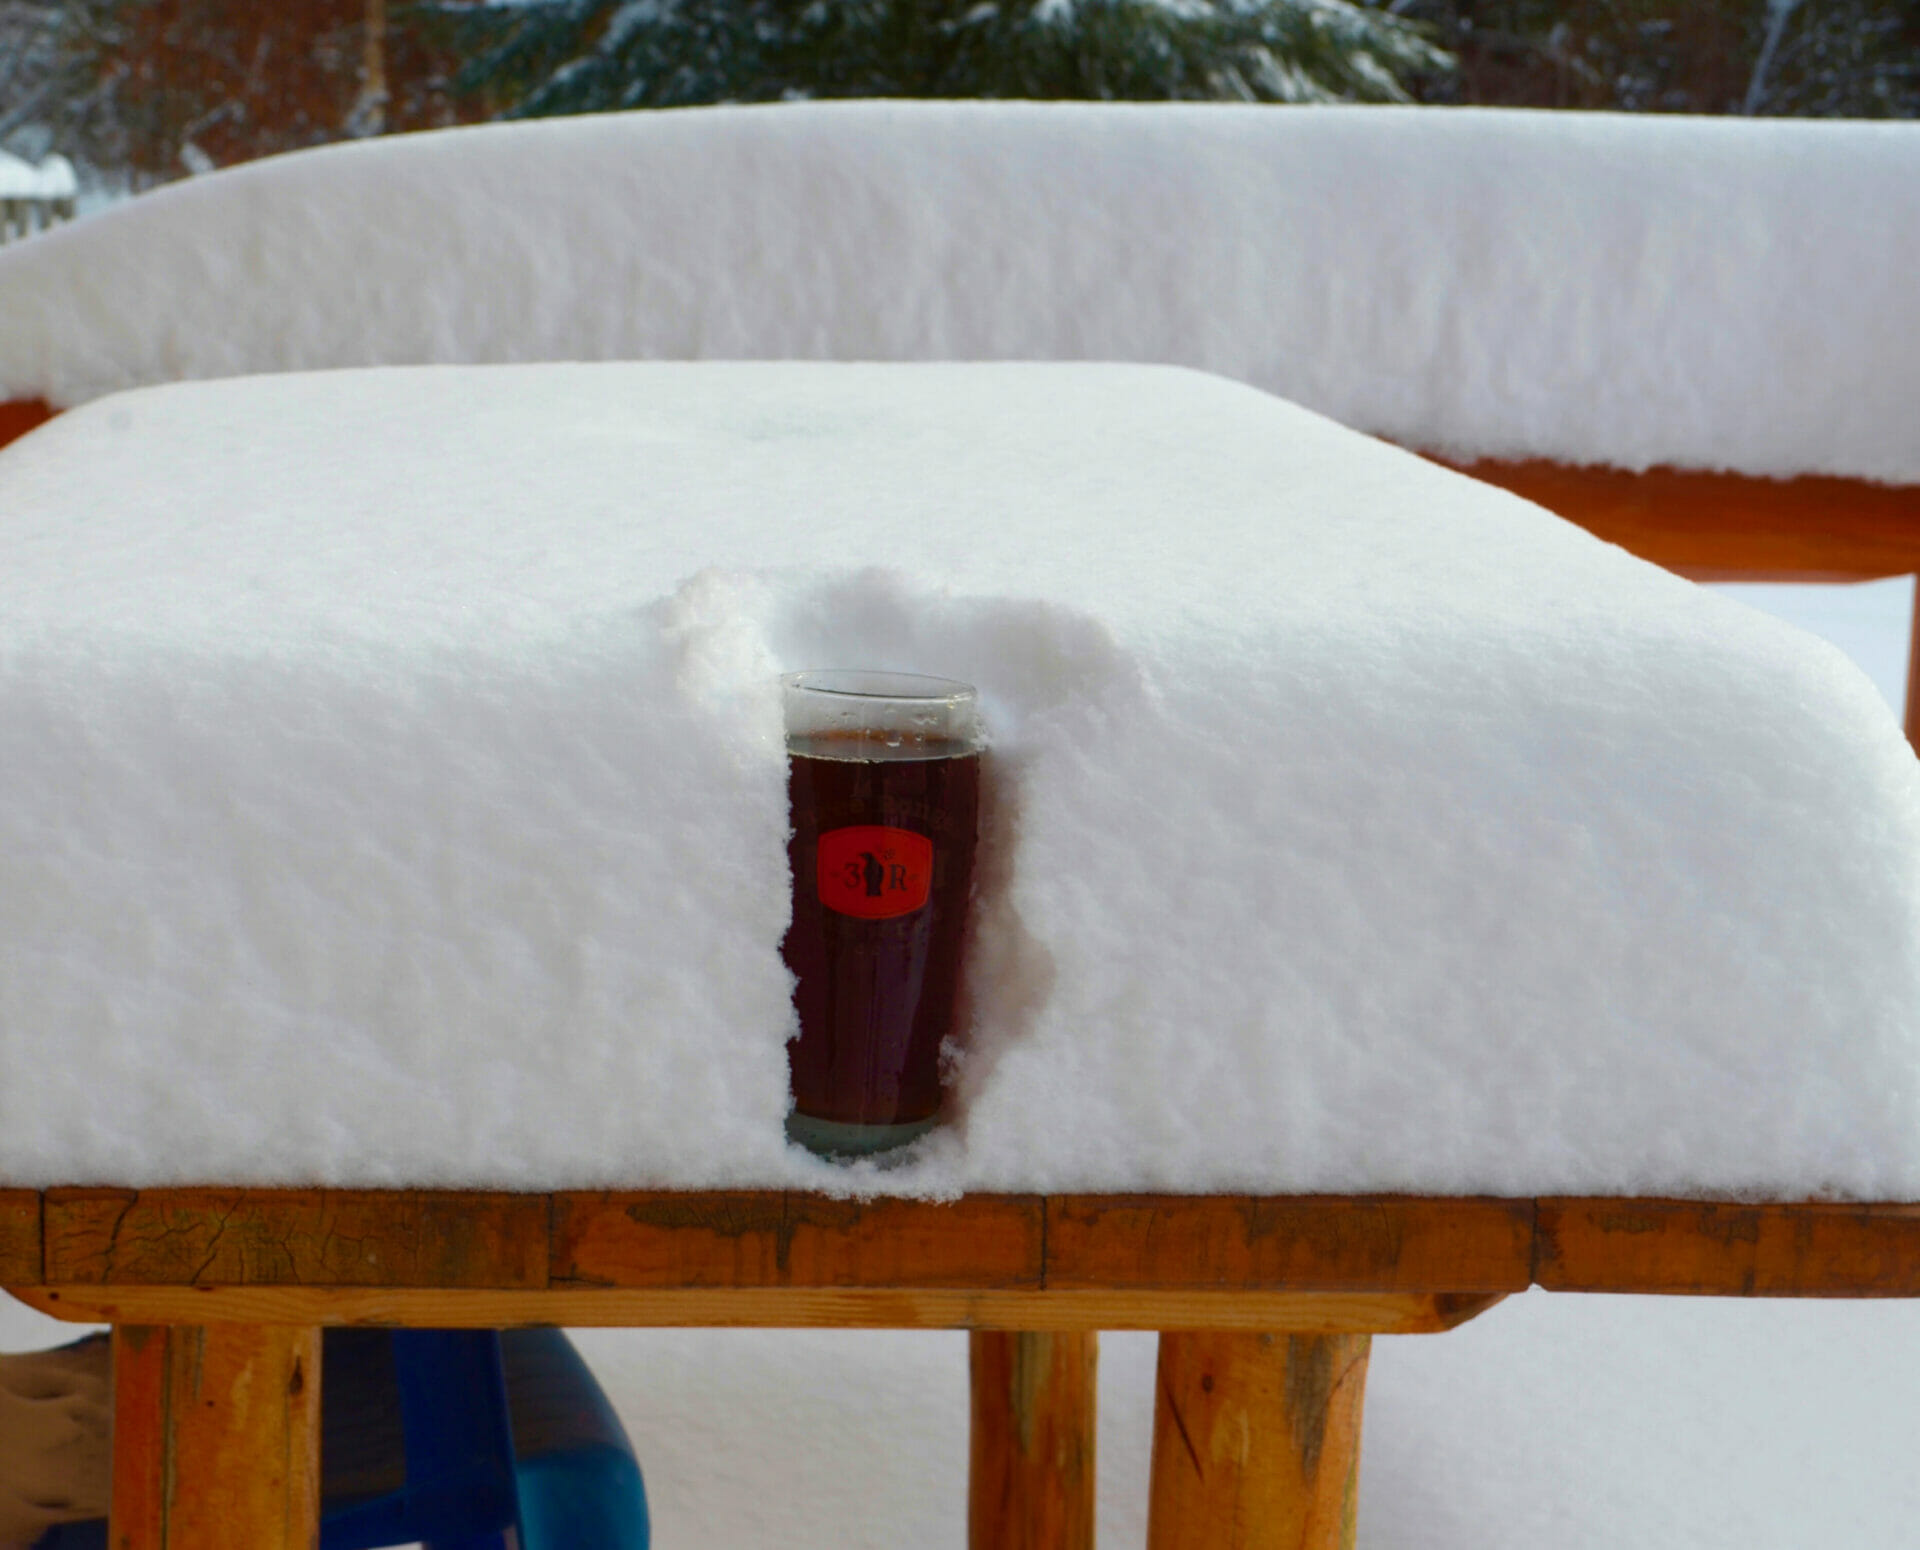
[781,672,983,1159]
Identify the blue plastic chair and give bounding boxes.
[36,1327,648,1550]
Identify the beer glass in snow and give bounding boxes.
[781,671,983,1158]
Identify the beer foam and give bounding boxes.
[2,361,1918,1198]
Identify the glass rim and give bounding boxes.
[781,669,976,702]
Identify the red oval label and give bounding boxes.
[816,826,934,919]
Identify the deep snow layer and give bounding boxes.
[5,587,1911,1550]
[3,361,1919,1195]
[2,102,1916,480]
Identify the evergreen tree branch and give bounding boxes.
[449,0,1452,116]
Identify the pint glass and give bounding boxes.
[781,671,983,1158]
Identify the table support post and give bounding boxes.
[968,1329,1098,1550]
[1147,1331,1371,1550]
[110,1323,322,1549]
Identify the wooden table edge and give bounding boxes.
[9,1190,1920,1299]
[6,1283,1507,1333]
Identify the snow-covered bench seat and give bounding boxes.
[3,102,1916,483]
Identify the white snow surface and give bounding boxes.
[2,101,1916,481]
[3,359,1920,1195]
[14,565,1920,1550]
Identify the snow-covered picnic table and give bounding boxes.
[4,359,1920,1545]
[3,359,1919,1200]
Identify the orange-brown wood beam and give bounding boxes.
[109,1323,320,1549]
[16,1283,1496,1334]
[44,1187,548,1289]
[1147,1330,1371,1550]
[1044,1194,1534,1294]
[0,397,54,451]
[16,1190,1920,1300]
[1536,1198,1920,1296]
[969,1330,1098,1550]
[1437,456,1920,583]
[552,1190,1044,1289]
[0,1191,40,1284]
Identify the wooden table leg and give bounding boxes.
[969,1330,1098,1550]
[110,1324,321,1549]
[1147,1331,1371,1550]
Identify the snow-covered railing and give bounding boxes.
[0,151,77,245]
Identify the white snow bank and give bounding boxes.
[3,361,1919,1196]
[1,102,1914,481]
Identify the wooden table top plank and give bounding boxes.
[1043,1195,1536,1294]
[42,1188,549,1289]
[10,1284,1498,1334]
[1536,1198,1920,1296]
[0,1191,40,1285]
[552,1190,1044,1289]
[12,1190,1920,1299]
